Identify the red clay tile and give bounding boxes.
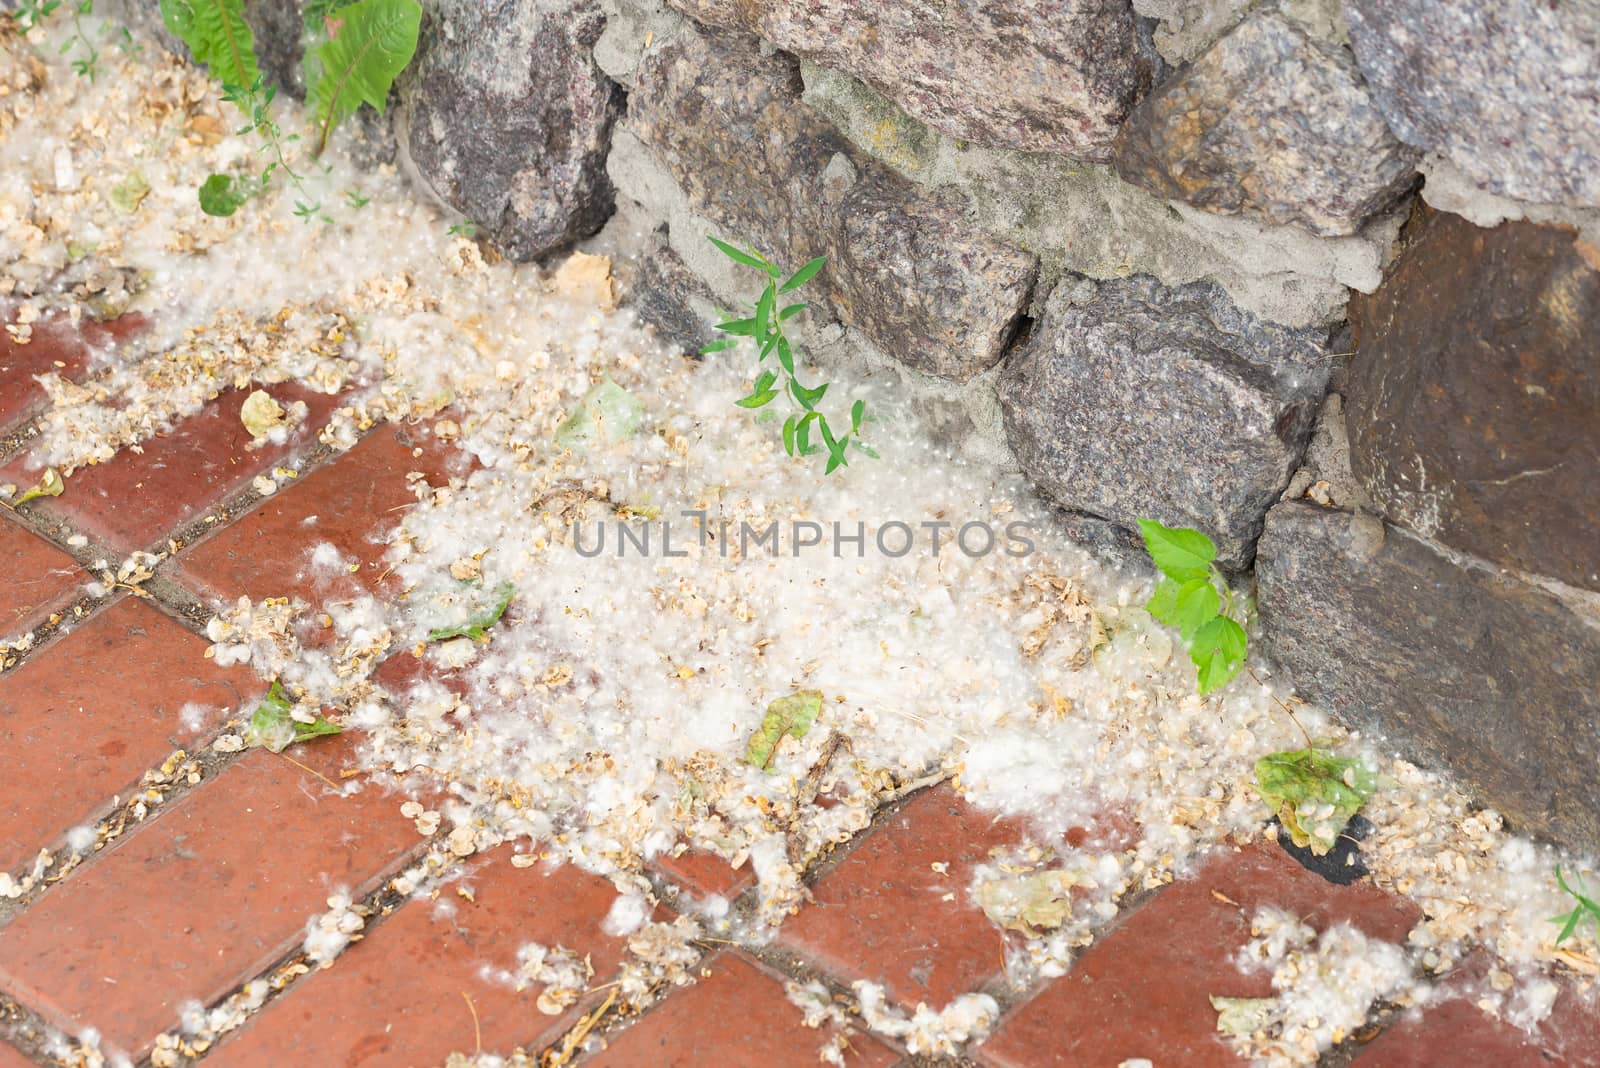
[171,425,460,605]
[0,515,85,639]
[0,596,256,872]
[1352,974,1600,1068]
[3,384,351,554]
[0,1039,36,1068]
[207,847,630,1067]
[1352,998,1552,1067]
[976,843,1423,1068]
[0,734,422,1058]
[653,847,757,903]
[0,313,146,430]
[779,785,1032,1009]
[590,951,899,1068]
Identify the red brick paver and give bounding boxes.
[209,847,630,1067]
[0,515,85,639]
[778,785,1031,1009]
[3,384,351,555]
[0,314,146,431]
[653,847,757,903]
[172,425,459,604]
[977,843,1423,1068]
[590,951,899,1067]
[0,596,253,873]
[0,1039,36,1068]
[1354,985,1600,1067]
[0,734,421,1058]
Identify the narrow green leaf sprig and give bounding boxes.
[703,237,874,474]
[1138,518,1248,695]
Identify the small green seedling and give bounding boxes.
[426,581,515,642]
[1138,519,1247,695]
[703,237,873,474]
[1552,866,1600,944]
[745,690,822,771]
[159,0,420,220]
[247,679,341,752]
[11,0,102,80]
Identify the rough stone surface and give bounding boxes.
[632,230,721,356]
[664,0,1156,161]
[397,0,624,261]
[1346,210,1600,592]
[999,275,1329,568]
[800,62,1402,328]
[1255,501,1600,853]
[1114,9,1416,236]
[626,27,1037,381]
[1345,0,1600,209]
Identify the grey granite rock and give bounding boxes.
[1345,0,1600,208]
[664,0,1157,161]
[999,275,1329,568]
[397,0,624,260]
[1256,501,1600,853]
[626,26,1037,381]
[632,232,721,357]
[1114,9,1416,235]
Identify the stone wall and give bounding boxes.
[133,0,1600,852]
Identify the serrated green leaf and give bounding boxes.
[426,581,516,642]
[1137,518,1217,582]
[307,0,421,156]
[1146,577,1183,626]
[776,336,795,376]
[198,172,249,216]
[851,399,865,433]
[782,414,797,457]
[851,441,879,459]
[1253,747,1376,856]
[699,338,738,355]
[1192,615,1247,694]
[159,0,259,88]
[745,690,823,770]
[247,680,342,752]
[1174,578,1220,640]
[708,236,777,276]
[780,256,826,293]
[779,302,807,321]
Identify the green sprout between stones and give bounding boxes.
[702,237,874,475]
[12,0,107,81]
[1552,866,1600,945]
[1138,518,1248,695]
[158,0,419,220]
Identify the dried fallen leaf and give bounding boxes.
[976,869,1082,936]
[745,690,823,771]
[241,389,288,438]
[1210,995,1279,1036]
[14,467,64,505]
